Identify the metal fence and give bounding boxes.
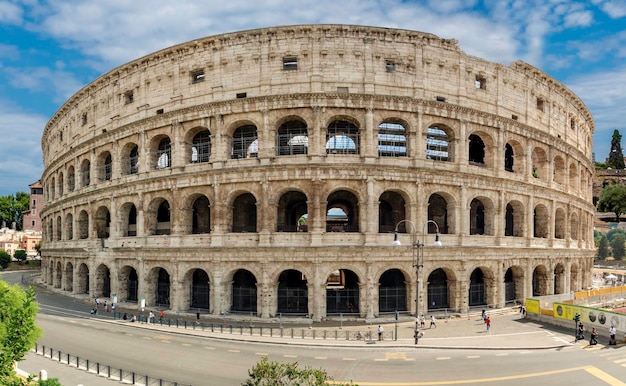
[32,343,192,386]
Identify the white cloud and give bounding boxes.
[0,1,23,24]
[0,101,45,195]
[594,0,626,18]
[563,10,593,27]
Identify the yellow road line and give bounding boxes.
[328,365,626,385]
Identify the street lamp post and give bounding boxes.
[393,219,442,344]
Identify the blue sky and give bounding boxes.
[1,0,626,196]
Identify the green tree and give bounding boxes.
[611,234,625,260]
[597,184,626,222]
[0,283,41,383]
[597,234,610,260]
[0,251,10,270]
[13,250,26,264]
[243,357,355,386]
[607,129,625,169]
[0,192,30,231]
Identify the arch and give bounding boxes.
[326,190,359,232]
[570,263,580,292]
[185,268,210,311]
[191,195,211,234]
[570,212,579,240]
[97,151,112,181]
[426,124,453,162]
[232,124,258,159]
[505,200,524,237]
[469,268,487,306]
[64,262,73,292]
[58,172,64,197]
[94,264,111,298]
[277,119,308,156]
[569,163,579,192]
[190,129,212,163]
[379,269,409,313]
[532,265,549,296]
[119,202,138,237]
[78,210,89,239]
[469,197,495,235]
[554,208,566,239]
[232,193,257,232]
[277,190,308,232]
[95,206,111,239]
[54,261,62,288]
[152,136,172,169]
[553,155,565,185]
[147,267,171,308]
[147,198,171,235]
[67,165,76,191]
[534,204,549,238]
[50,177,56,199]
[118,266,139,302]
[55,215,62,241]
[65,213,73,240]
[427,268,450,310]
[554,263,566,294]
[378,120,407,157]
[277,269,308,314]
[80,159,91,187]
[379,191,406,233]
[428,193,452,234]
[326,119,359,155]
[77,263,89,294]
[531,147,548,180]
[326,269,360,315]
[504,140,524,174]
[231,269,258,313]
[468,134,486,165]
[121,142,139,175]
[504,266,524,304]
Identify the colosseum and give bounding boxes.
[40,24,596,321]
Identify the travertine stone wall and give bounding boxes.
[40,25,596,321]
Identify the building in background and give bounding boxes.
[23,180,43,233]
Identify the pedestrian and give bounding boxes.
[148,311,155,323]
[159,310,165,322]
[104,300,108,312]
[481,309,486,322]
[111,303,116,311]
[590,328,598,345]
[485,316,491,331]
[95,298,100,308]
[430,315,437,328]
[377,325,384,341]
[420,314,426,328]
[609,325,617,345]
[123,312,128,320]
[577,322,585,341]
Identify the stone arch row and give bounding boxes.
[43,258,580,317]
[43,187,588,242]
[43,111,589,201]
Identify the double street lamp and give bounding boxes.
[393,219,442,344]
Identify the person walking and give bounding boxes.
[485,316,491,332]
[609,325,617,345]
[148,311,155,323]
[430,315,437,328]
[377,325,384,341]
[590,328,598,345]
[577,323,585,341]
[420,314,426,328]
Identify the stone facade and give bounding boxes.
[40,25,596,321]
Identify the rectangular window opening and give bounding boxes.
[191,70,205,84]
[537,98,545,112]
[282,57,298,71]
[81,113,88,126]
[475,75,486,90]
[385,60,395,73]
[337,87,349,93]
[236,92,247,99]
[124,90,134,104]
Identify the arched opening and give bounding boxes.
[156,137,172,169]
[277,191,308,232]
[532,265,548,296]
[191,130,212,163]
[469,198,485,235]
[555,208,566,239]
[95,264,111,298]
[119,266,139,303]
[77,263,89,294]
[80,159,90,187]
[78,210,89,239]
[277,119,308,156]
[326,120,359,155]
[231,269,257,313]
[65,213,73,240]
[95,206,111,239]
[426,125,451,162]
[155,268,170,307]
[326,190,359,233]
[427,268,449,310]
[378,121,407,157]
[326,269,360,315]
[504,143,514,172]
[232,125,258,159]
[428,194,449,234]
[379,269,408,313]
[469,269,486,306]
[192,195,211,234]
[554,264,566,294]
[64,262,73,292]
[378,191,405,233]
[232,193,257,232]
[534,205,549,238]
[468,134,485,165]
[190,269,210,310]
[156,200,171,235]
[277,270,308,315]
[67,166,75,191]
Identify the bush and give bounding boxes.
[38,378,63,386]
[243,357,355,386]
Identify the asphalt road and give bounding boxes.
[6,270,626,386]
